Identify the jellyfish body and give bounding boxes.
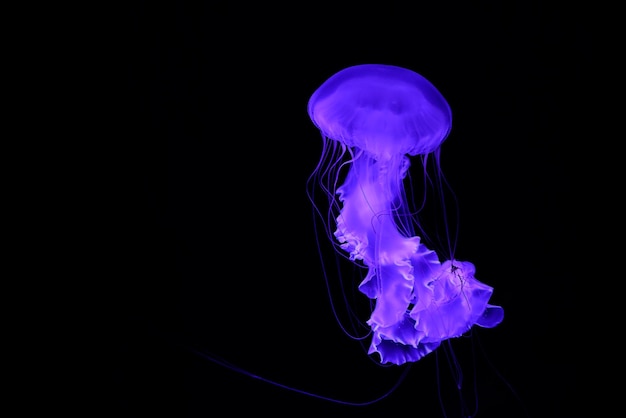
[308,64,503,366]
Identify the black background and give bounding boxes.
[111,2,594,417]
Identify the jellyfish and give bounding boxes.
[307,64,504,366]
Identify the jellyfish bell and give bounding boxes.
[307,64,503,366]
[307,63,452,161]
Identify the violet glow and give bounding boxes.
[307,64,504,366]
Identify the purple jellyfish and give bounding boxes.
[307,64,504,366]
